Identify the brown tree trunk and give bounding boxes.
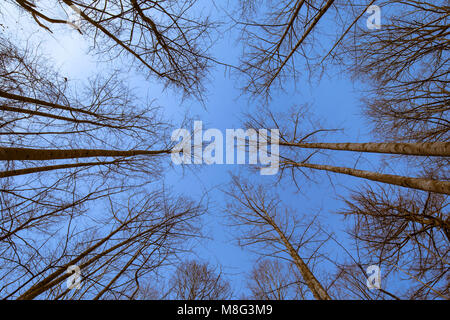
[0,105,126,129]
[284,161,450,195]
[270,221,331,300]
[0,161,121,178]
[280,142,450,157]
[0,89,113,119]
[0,147,170,161]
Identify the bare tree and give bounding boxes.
[236,0,448,140]
[333,1,450,142]
[339,184,449,299]
[247,259,309,300]
[0,190,205,300]
[225,176,332,300]
[0,30,209,301]
[167,260,232,300]
[8,0,216,98]
[0,34,179,247]
[244,107,450,195]
[236,0,337,97]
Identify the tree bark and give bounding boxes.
[0,89,114,119]
[0,105,126,129]
[0,160,121,178]
[284,161,450,195]
[280,142,450,157]
[270,221,331,300]
[0,147,170,161]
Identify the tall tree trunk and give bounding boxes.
[0,147,170,161]
[280,142,450,157]
[0,160,121,178]
[0,105,125,129]
[0,89,114,119]
[284,161,450,195]
[270,221,331,300]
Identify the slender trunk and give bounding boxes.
[0,147,170,161]
[0,89,115,119]
[0,160,120,178]
[0,105,126,129]
[270,221,331,300]
[284,161,450,195]
[272,0,306,55]
[280,142,450,157]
